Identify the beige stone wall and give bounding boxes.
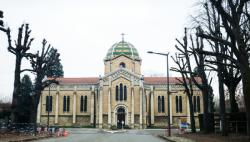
[105,56,141,75]
[75,115,91,126]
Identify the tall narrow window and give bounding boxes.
[193,96,197,112]
[116,86,119,101]
[176,96,183,113]
[175,96,179,112]
[197,96,200,112]
[161,96,165,112]
[46,96,52,112]
[84,96,87,112]
[158,96,161,113]
[179,96,182,113]
[63,96,67,112]
[124,86,127,101]
[80,96,84,112]
[67,96,70,112]
[120,83,123,100]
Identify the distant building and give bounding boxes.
[37,38,203,128]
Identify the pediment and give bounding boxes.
[102,68,141,85]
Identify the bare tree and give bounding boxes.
[172,28,214,133]
[197,0,250,138]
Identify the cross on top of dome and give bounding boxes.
[121,33,125,42]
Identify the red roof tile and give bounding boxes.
[56,77,99,84]
[144,77,202,84]
[52,77,201,85]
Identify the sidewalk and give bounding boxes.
[158,132,249,142]
[0,133,52,142]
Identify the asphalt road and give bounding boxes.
[36,128,169,142]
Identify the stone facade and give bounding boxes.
[37,39,203,129]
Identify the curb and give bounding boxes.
[102,129,127,134]
[9,135,53,142]
[157,135,176,142]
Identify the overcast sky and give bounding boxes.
[0,0,216,101]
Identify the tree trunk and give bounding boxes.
[188,95,196,133]
[241,70,250,139]
[228,85,239,113]
[11,55,22,123]
[218,71,227,136]
[30,93,41,135]
[202,88,210,133]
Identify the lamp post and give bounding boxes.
[147,51,171,137]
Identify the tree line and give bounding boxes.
[0,10,64,132]
[171,0,250,138]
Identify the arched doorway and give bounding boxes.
[117,107,125,129]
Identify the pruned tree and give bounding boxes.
[171,28,198,133]
[28,39,61,132]
[195,0,250,137]
[172,28,214,133]
[5,24,34,123]
[0,10,7,32]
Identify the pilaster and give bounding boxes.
[90,86,95,124]
[55,86,59,124]
[131,87,134,128]
[150,86,154,125]
[72,86,77,124]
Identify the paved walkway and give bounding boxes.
[35,128,168,142]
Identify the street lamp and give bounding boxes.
[147,51,171,137]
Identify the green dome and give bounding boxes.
[105,41,140,60]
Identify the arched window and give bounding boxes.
[116,85,119,101]
[124,85,127,100]
[119,62,126,68]
[120,83,123,100]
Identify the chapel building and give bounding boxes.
[37,38,203,129]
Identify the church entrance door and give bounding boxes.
[117,107,125,129]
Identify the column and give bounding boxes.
[150,86,154,125]
[98,88,103,128]
[143,90,146,127]
[108,88,111,127]
[72,86,77,124]
[131,88,134,128]
[36,96,41,123]
[55,87,59,124]
[90,87,95,124]
[139,88,143,129]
